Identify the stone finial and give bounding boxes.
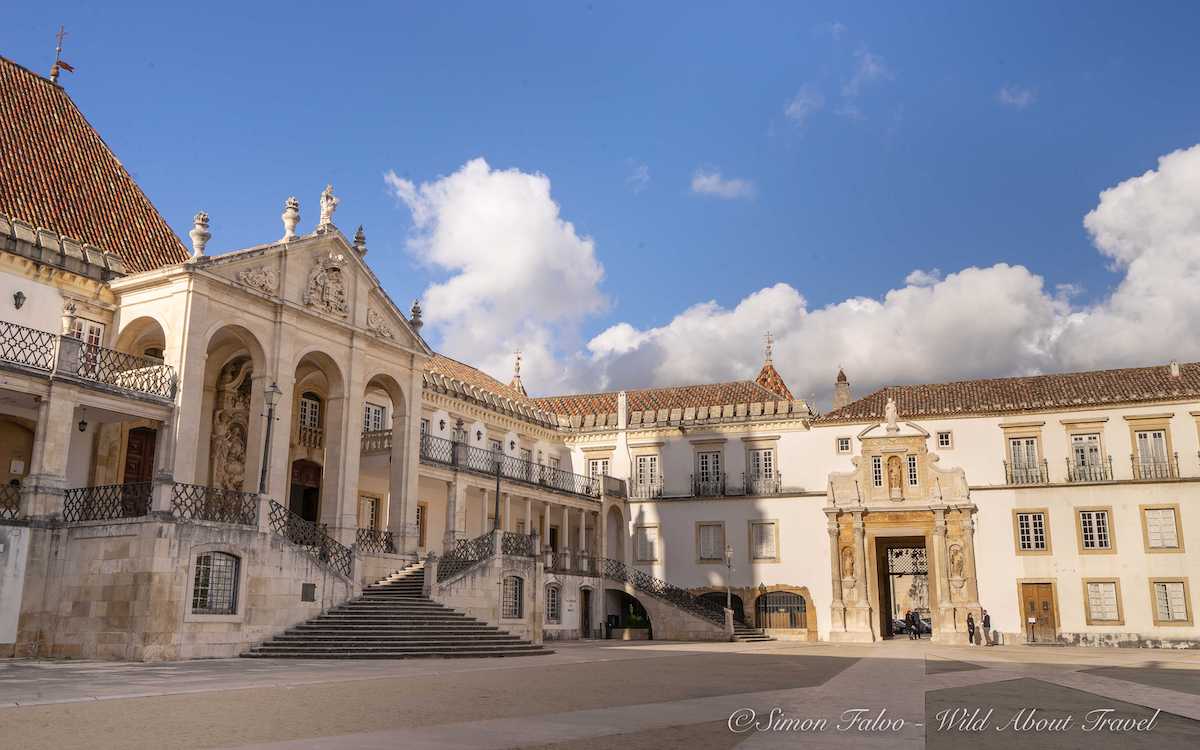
[410,299,423,332]
[188,212,211,257]
[281,197,300,241]
[61,300,77,335]
[318,184,339,229]
[353,225,367,256]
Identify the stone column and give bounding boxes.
[150,418,176,514]
[524,497,532,535]
[23,382,80,518]
[265,375,295,505]
[388,411,412,546]
[242,373,269,493]
[542,502,551,550]
[931,507,958,643]
[578,507,586,553]
[826,513,846,635]
[503,493,511,532]
[834,510,875,642]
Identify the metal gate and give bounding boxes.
[885,546,929,620]
[754,591,807,629]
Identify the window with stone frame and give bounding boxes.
[359,496,380,529]
[749,448,775,479]
[1153,581,1188,622]
[545,585,561,624]
[192,552,239,615]
[362,401,387,433]
[1079,509,1112,550]
[698,522,724,561]
[1086,581,1120,622]
[502,575,524,619]
[299,393,322,429]
[906,454,919,486]
[750,521,778,561]
[1016,511,1047,551]
[872,456,883,487]
[588,458,610,479]
[937,431,953,449]
[636,525,658,561]
[1145,507,1180,549]
[836,437,851,454]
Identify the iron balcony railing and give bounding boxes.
[298,426,324,449]
[267,499,352,578]
[1132,452,1179,480]
[419,433,601,501]
[691,473,725,497]
[356,527,396,554]
[744,473,783,496]
[0,320,177,399]
[0,320,58,371]
[171,482,258,525]
[629,479,663,499]
[1066,456,1113,483]
[63,482,153,523]
[360,429,392,455]
[437,531,495,582]
[1004,459,1049,485]
[0,483,20,520]
[501,531,537,557]
[601,557,726,626]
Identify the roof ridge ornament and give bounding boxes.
[281,197,300,241]
[188,212,210,258]
[353,225,367,256]
[317,184,339,231]
[410,299,423,332]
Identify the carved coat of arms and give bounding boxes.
[304,252,349,317]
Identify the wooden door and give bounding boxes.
[123,428,157,483]
[580,589,592,638]
[1020,583,1057,642]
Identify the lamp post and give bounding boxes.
[258,382,282,495]
[724,543,734,612]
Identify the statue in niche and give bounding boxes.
[840,546,856,579]
[887,455,903,492]
[949,543,965,580]
[211,357,253,491]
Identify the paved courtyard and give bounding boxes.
[0,640,1197,749]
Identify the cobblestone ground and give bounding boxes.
[0,640,1197,749]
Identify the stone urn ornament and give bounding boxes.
[281,197,300,241]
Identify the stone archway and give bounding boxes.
[605,504,625,563]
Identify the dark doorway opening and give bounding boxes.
[755,591,807,630]
[580,588,592,638]
[289,459,322,523]
[699,591,746,623]
[875,536,929,639]
[123,427,157,483]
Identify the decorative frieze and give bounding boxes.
[236,265,278,294]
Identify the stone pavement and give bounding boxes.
[0,640,1196,749]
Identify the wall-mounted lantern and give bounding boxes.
[77,408,88,433]
[13,291,26,309]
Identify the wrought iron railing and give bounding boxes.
[601,557,726,626]
[0,320,57,371]
[0,484,19,520]
[361,429,392,455]
[267,500,352,578]
[744,473,782,496]
[63,482,152,523]
[501,531,536,557]
[575,554,598,576]
[1003,459,1049,485]
[691,473,725,497]
[1066,456,1113,483]
[437,531,495,582]
[545,549,571,572]
[419,433,601,500]
[629,480,663,499]
[1132,452,1179,480]
[171,482,258,525]
[356,527,396,554]
[74,343,176,399]
[298,426,324,449]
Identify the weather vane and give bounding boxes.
[49,25,75,84]
[764,330,774,362]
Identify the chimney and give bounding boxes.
[832,368,852,410]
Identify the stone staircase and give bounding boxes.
[732,622,774,642]
[242,562,553,659]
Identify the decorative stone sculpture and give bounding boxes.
[237,266,279,294]
[303,251,348,316]
[189,212,211,257]
[318,184,339,229]
[884,396,898,433]
[61,300,77,334]
[840,546,855,578]
[367,307,393,338]
[353,225,367,256]
[211,357,252,491]
[887,455,903,494]
[281,197,300,241]
[410,299,423,332]
[949,543,965,580]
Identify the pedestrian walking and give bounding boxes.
[908,609,920,640]
[966,612,977,645]
[981,609,993,646]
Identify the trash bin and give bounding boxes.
[606,614,619,639]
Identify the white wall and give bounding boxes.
[0,269,63,332]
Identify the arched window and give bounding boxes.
[755,591,807,630]
[502,575,524,619]
[192,552,239,615]
[545,584,561,623]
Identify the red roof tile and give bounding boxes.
[534,380,786,418]
[755,361,794,400]
[0,56,189,273]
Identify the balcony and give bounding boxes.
[1003,459,1049,485]
[0,319,176,400]
[1132,453,1179,480]
[418,433,608,501]
[686,472,786,497]
[630,479,663,499]
[361,429,392,455]
[1066,456,1113,483]
[691,473,725,497]
[298,425,324,449]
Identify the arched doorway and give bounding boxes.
[580,586,593,639]
[605,589,650,638]
[605,505,624,562]
[699,591,745,623]
[289,459,322,523]
[755,591,808,630]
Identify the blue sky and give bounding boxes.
[5,2,1200,404]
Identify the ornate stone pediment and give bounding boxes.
[827,420,969,508]
[304,251,349,317]
[236,265,278,294]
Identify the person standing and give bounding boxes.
[908,609,919,640]
[966,612,977,645]
[981,609,993,646]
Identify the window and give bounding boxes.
[588,458,609,478]
[70,318,104,347]
[906,455,919,486]
[1078,509,1112,551]
[937,431,953,449]
[1016,511,1048,551]
[1134,430,1170,476]
[1144,507,1181,550]
[750,521,778,561]
[836,437,851,454]
[192,552,239,615]
[1085,581,1120,623]
[299,394,322,428]
[636,525,658,561]
[549,456,561,470]
[502,576,524,619]
[1071,433,1100,467]
[749,449,774,479]
[698,522,724,561]
[489,438,502,454]
[420,417,429,435]
[545,585,561,623]
[636,455,659,487]
[696,451,721,482]
[363,402,387,432]
[359,496,380,529]
[1153,581,1189,623]
[872,456,883,487]
[521,448,533,463]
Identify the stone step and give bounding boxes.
[271,637,527,646]
[249,644,548,655]
[242,648,552,659]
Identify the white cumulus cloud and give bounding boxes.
[997,84,1036,110]
[785,85,825,127]
[690,168,755,199]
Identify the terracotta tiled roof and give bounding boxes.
[0,56,190,273]
[533,380,787,418]
[755,361,794,400]
[425,354,536,406]
[815,362,1200,424]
